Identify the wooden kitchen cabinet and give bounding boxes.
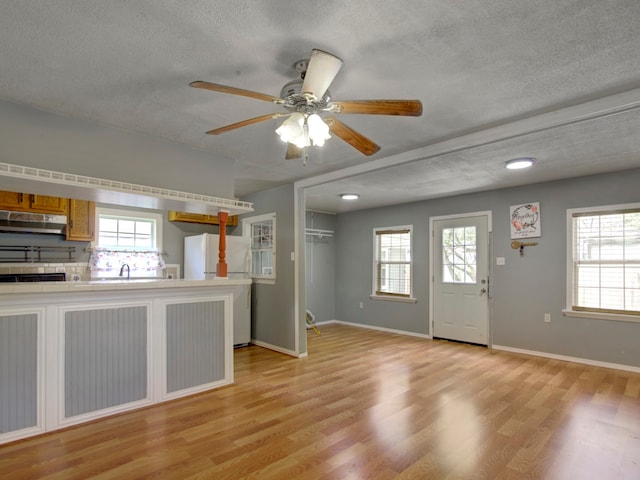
[0,189,94,242]
[0,191,30,210]
[0,190,68,214]
[30,195,68,214]
[168,211,238,226]
[66,199,95,241]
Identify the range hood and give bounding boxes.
[0,210,67,235]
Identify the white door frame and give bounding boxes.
[429,210,493,345]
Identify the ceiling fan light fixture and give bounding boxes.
[276,112,305,144]
[191,49,422,159]
[307,114,331,146]
[293,128,310,149]
[340,193,359,200]
[505,157,536,170]
[277,113,331,149]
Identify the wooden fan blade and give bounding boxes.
[205,113,277,135]
[190,81,281,103]
[285,144,303,160]
[326,117,380,156]
[330,100,423,116]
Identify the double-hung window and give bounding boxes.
[566,203,640,320]
[242,213,276,283]
[372,226,414,300]
[90,207,164,279]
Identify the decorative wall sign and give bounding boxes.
[510,202,541,239]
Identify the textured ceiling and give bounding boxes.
[1,1,640,212]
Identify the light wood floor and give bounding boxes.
[2,324,640,479]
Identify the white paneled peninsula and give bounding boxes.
[0,278,250,445]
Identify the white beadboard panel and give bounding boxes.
[64,306,148,418]
[0,313,38,434]
[166,300,225,393]
[0,287,234,445]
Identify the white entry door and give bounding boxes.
[432,214,490,345]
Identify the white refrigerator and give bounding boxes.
[184,233,251,346]
[184,233,250,279]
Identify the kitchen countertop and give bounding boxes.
[0,277,252,295]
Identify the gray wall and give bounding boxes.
[335,204,429,334]
[334,168,640,367]
[305,211,336,324]
[0,99,235,199]
[241,183,297,352]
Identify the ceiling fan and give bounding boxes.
[190,49,423,161]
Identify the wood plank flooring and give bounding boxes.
[2,323,640,479]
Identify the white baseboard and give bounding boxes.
[313,320,335,327]
[314,322,639,373]
[319,319,431,339]
[492,344,640,373]
[250,339,304,358]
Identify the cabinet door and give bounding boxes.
[0,190,29,211]
[30,195,68,214]
[66,200,96,241]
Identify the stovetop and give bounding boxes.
[0,272,66,282]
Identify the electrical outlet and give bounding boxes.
[544,313,551,323]
[496,257,506,265]
[359,302,364,309]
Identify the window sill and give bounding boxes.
[370,295,417,304]
[562,309,640,324]
[252,278,275,285]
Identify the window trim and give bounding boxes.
[564,202,640,323]
[91,207,164,279]
[93,207,163,251]
[371,225,416,302]
[242,212,276,285]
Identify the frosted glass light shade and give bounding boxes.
[307,114,331,146]
[276,112,305,144]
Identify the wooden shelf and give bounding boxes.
[168,211,238,226]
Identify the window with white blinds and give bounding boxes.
[373,226,412,298]
[570,206,640,316]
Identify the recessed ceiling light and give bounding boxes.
[340,193,359,200]
[505,157,536,170]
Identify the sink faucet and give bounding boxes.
[119,263,130,279]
